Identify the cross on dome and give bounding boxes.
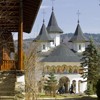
[42,9,46,23]
[51,0,55,11]
[77,10,81,24]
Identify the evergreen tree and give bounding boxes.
[96,79,100,100]
[85,82,94,95]
[81,39,100,94]
[44,72,57,97]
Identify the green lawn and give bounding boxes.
[38,93,97,100]
[76,96,97,100]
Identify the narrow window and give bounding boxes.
[43,45,45,50]
[79,44,81,50]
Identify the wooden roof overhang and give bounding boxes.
[0,0,42,33]
[0,0,42,70]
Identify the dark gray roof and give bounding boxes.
[69,23,88,42]
[33,22,53,42]
[41,44,80,62]
[47,9,63,33]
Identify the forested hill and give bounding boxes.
[61,33,100,44]
[14,33,100,51]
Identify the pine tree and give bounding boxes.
[96,79,100,100]
[85,82,94,95]
[44,72,57,97]
[81,38,100,94]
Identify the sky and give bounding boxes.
[13,0,100,40]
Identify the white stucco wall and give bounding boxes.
[16,75,25,83]
[38,42,51,52]
[80,81,87,93]
[73,43,85,53]
[15,75,25,94]
[43,62,81,66]
[55,35,60,46]
[49,33,61,47]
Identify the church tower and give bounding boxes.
[47,7,63,48]
[69,20,88,53]
[33,20,53,52]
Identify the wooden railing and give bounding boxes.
[0,60,16,71]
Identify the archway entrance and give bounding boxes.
[58,76,70,93]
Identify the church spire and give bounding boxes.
[47,0,63,33]
[69,10,88,43]
[33,21,53,42]
[69,23,87,43]
[33,11,53,42]
[69,11,89,53]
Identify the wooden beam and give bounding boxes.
[18,0,23,70]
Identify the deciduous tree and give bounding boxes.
[24,43,43,100]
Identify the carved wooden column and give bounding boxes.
[18,0,23,70]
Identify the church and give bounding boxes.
[34,7,89,94]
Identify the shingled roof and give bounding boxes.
[41,43,80,62]
[0,0,42,33]
[69,23,88,42]
[33,20,53,42]
[47,8,63,33]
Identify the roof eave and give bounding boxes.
[23,0,42,33]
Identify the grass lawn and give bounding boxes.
[76,96,97,100]
[38,93,97,100]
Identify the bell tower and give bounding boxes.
[69,10,88,53]
[47,1,63,48]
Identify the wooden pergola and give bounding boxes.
[0,0,42,70]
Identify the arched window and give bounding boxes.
[73,69,78,74]
[51,65,56,73]
[69,68,73,73]
[46,66,50,73]
[57,66,62,74]
[59,77,70,93]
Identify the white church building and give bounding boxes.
[33,7,89,94]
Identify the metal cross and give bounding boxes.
[77,10,81,23]
[42,9,46,23]
[51,0,55,10]
[51,0,55,6]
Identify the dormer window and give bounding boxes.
[79,44,81,50]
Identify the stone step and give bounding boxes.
[0,91,15,96]
[0,96,15,100]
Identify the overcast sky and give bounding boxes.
[13,0,100,40]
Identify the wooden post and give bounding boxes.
[18,0,23,70]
